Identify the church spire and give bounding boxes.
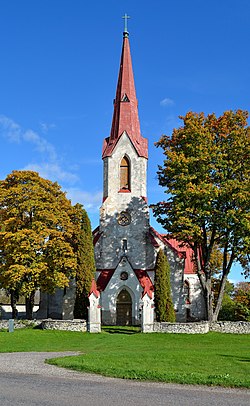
[102,22,148,159]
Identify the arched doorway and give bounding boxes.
[116,289,132,326]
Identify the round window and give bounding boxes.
[120,271,129,280]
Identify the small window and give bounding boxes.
[121,93,130,102]
[122,239,128,252]
[120,156,130,190]
[120,271,128,280]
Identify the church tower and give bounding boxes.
[93,23,205,325]
[93,24,156,325]
[100,25,150,268]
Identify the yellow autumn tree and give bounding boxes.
[153,110,250,321]
[0,171,77,319]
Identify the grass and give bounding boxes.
[0,327,249,388]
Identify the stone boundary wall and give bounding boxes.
[41,319,87,332]
[209,321,250,334]
[0,320,41,330]
[146,321,250,334]
[1,319,249,334]
[153,322,209,334]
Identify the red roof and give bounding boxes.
[149,227,186,259]
[96,269,115,292]
[163,237,196,275]
[102,32,148,159]
[88,278,100,298]
[134,269,154,299]
[149,227,195,274]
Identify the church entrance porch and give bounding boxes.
[116,289,132,326]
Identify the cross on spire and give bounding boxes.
[122,13,130,36]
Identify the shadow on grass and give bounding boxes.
[102,326,141,335]
[219,354,250,363]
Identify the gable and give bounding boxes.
[96,257,154,298]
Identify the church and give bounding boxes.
[36,23,205,324]
[92,25,205,325]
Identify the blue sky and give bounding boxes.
[0,0,249,282]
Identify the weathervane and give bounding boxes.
[122,13,130,35]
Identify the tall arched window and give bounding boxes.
[120,156,130,191]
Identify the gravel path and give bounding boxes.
[0,352,106,381]
[0,352,78,376]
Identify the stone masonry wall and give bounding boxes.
[41,319,87,332]
[1,319,249,334]
[209,321,250,334]
[0,320,41,330]
[148,321,250,334]
[0,319,87,332]
[153,322,209,334]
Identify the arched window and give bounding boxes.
[120,156,130,191]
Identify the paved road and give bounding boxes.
[0,352,249,406]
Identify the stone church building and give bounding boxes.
[92,27,205,325]
[36,26,205,324]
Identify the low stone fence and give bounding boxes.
[0,320,41,330]
[1,319,249,334]
[209,321,250,334]
[143,321,250,334]
[41,319,87,332]
[0,319,87,332]
[153,322,209,334]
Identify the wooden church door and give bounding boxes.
[116,289,132,326]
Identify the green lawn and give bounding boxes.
[0,328,249,388]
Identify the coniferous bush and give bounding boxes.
[72,204,96,319]
[154,249,175,322]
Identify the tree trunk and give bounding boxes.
[213,273,229,321]
[25,291,35,320]
[204,282,214,322]
[193,245,214,321]
[10,290,19,319]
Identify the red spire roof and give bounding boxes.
[88,278,100,298]
[102,32,148,159]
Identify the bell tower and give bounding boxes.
[98,22,151,268]
[93,19,204,325]
[93,21,155,325]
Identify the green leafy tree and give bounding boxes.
[234,282,250,305]
[154,249,176,322]
[153,110,250,321]
[218,294,236,321]
[0,171,77,319]
[233,282,250,321]
[213,278,235,320]
[72,203,96,319]
[212,280,250,321]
